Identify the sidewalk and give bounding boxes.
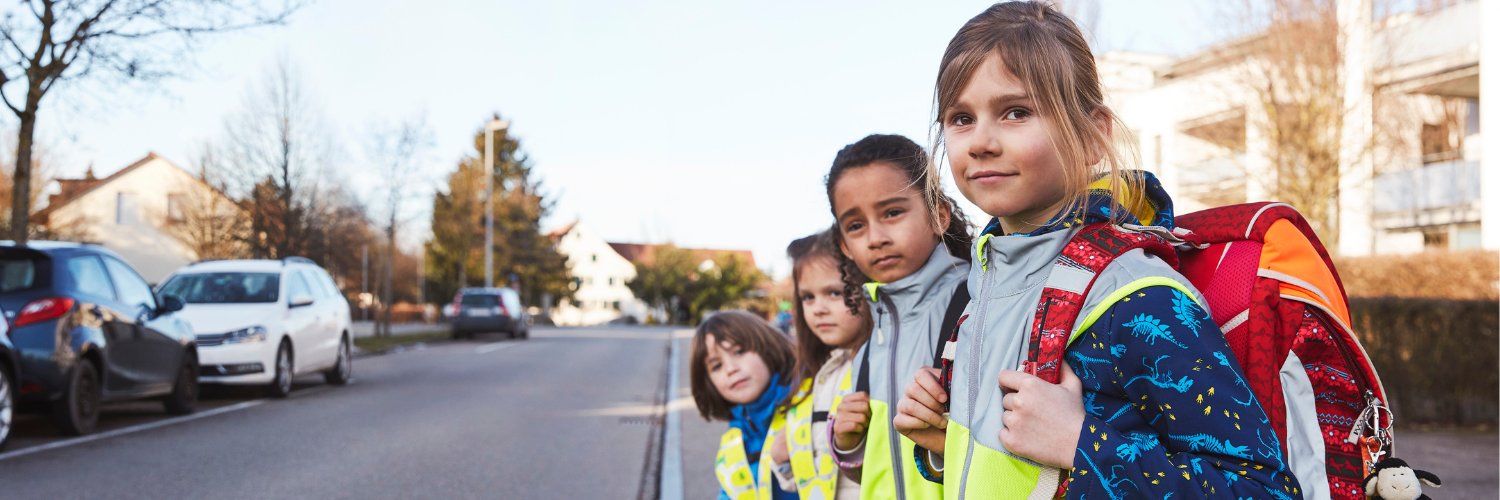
[673,330,722,499]
[349,321,446,339]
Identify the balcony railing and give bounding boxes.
[1373,159,1480,213]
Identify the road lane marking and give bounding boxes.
[660,334,684,500]
[567,397,694,417]
[0,399,266,463]
[474,342,515,355]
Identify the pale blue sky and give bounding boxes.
[30,0,1222,277]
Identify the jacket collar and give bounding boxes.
[982,169,1177,238]
[864,243,967,309]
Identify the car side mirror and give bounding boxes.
[290,294,315,308]
[158,295,185,314]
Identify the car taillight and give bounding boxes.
[14,297,76,328]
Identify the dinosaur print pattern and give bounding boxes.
[1123,313,1189,349]
[1066,286,1301,499]
[1171,290,1207,338]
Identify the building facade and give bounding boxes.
[547,222,648,326]
[34,153,246,283]
[1101,0,1484,256]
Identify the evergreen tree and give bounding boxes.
[426,115,572,309]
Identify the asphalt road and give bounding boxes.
[0,325,1491,499]
[0,326,681,499]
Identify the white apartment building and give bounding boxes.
[1102,0,1485,256]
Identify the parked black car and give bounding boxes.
[0,242,198,435]
[0,310,16,450]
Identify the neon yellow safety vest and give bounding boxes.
[945,230,1207,499]
[717,382,808,500]
[786,371,852,499]
[716,424,781,500]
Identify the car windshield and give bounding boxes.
[159,272,280,304]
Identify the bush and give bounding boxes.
[1336,251,1498,300]
[1350,297,1498,427]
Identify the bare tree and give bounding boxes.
[0,131,58,236]
[1203,0,1451,245]
[367,115,432,338]
[221,56,333,259]
[0,0,302,243]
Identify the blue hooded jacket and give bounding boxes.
[719,375,797,500]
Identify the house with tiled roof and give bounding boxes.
[34,153,246,283]
[547,221,646,325]
[546,221,760,325]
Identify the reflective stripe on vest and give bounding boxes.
[944,276,1204,499]
[717,428,761,500]
[787,371,852,499]
[717,410,791,500]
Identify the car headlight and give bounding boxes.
[224,325,269,344]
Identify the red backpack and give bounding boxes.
[1174,202,1391,500]
[938,202,1395,499]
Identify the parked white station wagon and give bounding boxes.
[157,257,352,397]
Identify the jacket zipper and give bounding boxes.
[878,293,907,500]
[957,248,993,500]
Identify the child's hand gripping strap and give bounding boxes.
[1023,223,1177,499]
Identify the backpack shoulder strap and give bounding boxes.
[855,339,870,394]
[1025,223,1177,383]
[855,281,968,396]
[932,281,970,368]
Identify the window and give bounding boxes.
[287,271,313,302]
[1422,228,1449,250]
[591,254,598,263]
[159,272,280,303]
[612,300,621,311]
[166,194,186,223]
[314,270,341,299]
[115,193,137,225]
[0,257,40,293]
[67,256,115,300]
[607,277,615,286]
[1454,223,1483,251]
[1467,98,1480,136]
[103,257,156,313]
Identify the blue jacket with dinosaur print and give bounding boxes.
[935,172,1301,499]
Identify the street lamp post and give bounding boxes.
[483,118,508,289]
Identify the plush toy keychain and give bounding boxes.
[1363,457,1441,500]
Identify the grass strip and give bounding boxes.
[353,329,450,354]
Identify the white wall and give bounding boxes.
[47,157,228,283]
[550,223,646,326]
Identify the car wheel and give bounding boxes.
[265,341,293,398]
[323,335,352,386]
[51,361,100,436]
[0,366,13,450]
[162,352,198,415]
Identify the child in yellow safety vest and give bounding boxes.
[824,134,974,500]
[763,228,873,500]
[891,3,1302,499]
[691,310,801,500]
